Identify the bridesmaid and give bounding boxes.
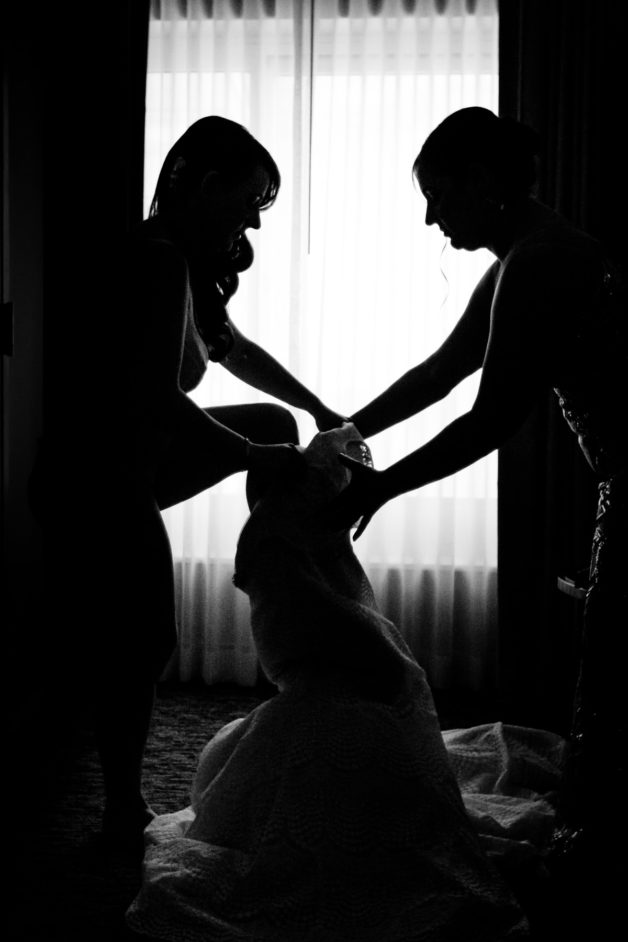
[330,106,626,904]
[48,116,346,853]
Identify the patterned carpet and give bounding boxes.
[9,682,266,942]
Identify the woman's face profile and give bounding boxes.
[198,165,272,257]
[417,164,491,252]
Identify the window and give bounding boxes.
[146,0,499,689]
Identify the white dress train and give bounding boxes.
[126,426,531,941]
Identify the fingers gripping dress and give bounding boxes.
[126,426,527,942]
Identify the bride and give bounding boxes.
[126,424,528,941]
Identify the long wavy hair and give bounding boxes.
[150,117,280,361]
[150,115,280,219]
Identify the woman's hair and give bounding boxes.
[413,107,540,201]
[149,117,279,362]
[150,115,280,218]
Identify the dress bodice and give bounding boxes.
[234,426,420,700]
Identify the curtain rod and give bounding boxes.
[150,1,484,20]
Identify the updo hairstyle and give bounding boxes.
[413,107,540,203]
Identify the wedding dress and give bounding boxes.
[127,425,530,941]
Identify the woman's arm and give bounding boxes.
[221,321,347,430]
[386,249,562,493]
[331,248,559,537]
[349,261,499,438]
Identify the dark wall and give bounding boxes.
[2,12,45,637]
[3,4,148,735]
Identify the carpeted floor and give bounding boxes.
[9,682,267,942]
[7,680,551,942]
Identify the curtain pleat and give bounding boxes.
[150,0,485,16]
[147,0,499,689]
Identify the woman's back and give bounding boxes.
[503,219,627,478]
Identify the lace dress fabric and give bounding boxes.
[126,427,528,941]
[553,260,627,480]
[551,259,628,859]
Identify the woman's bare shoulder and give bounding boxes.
[129,219,184,261]
[506,220,604,269]
[125,220,189,291]
[500,223,608,302]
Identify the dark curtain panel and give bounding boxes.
[496,0,627,730]
[42,0,150,470]
[43,0,150,422]
[3,1,150,811]
[40,1,151,675]
[42,0,150,264]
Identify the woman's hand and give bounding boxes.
[311,403,351,432]
[326,454,391,540]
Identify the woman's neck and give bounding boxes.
[145,222,220,292]
[490,198,561,260]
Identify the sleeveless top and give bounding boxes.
[179,269,210,393]
[553,255,627,480]
[125,221,235,397]
[512,222,627,481]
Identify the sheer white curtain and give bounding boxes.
[146,0,499,690]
